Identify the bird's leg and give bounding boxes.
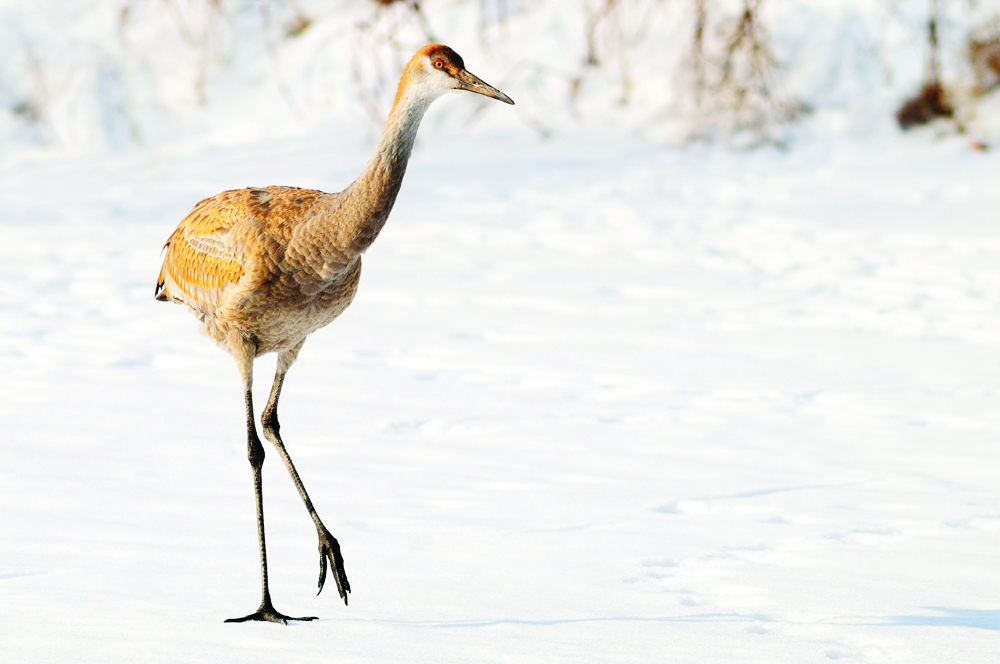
[261,343,351,605]
[226,339,317,624]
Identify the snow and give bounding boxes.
[2,1,1000,662]
[2,125,998,662]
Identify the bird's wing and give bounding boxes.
[155,193,248,311]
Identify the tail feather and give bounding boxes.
[155,264,169,301]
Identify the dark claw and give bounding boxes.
[226,599,317,624]
[317,526,350,605]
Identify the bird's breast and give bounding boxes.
[230,257,363,356]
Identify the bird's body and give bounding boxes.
[157,185,363,354]
[155,44,513,624]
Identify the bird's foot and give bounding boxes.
[225,599,317,625]
[317,525,351,604]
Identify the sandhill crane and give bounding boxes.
[155,44,513,624]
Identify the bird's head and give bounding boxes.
[401,44,514,106]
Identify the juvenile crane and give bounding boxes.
[155,45,513,624]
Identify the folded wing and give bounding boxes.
[155,194,247,315]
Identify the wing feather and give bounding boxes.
[155,186,336,327]
[155,194,247,312]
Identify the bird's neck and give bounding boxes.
[339,90,436,254]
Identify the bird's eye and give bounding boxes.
[433,60,444,69]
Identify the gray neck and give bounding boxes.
[340,93,435,254]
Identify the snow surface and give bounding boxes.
[2,122,999,662]
[2,1,1000,661]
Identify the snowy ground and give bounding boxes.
[1,122,999,662]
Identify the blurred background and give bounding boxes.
[2,0,999,152]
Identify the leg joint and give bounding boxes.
[262,411,279,436]
[248,435,265,469]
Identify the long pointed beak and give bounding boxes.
[457,69,514,105]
